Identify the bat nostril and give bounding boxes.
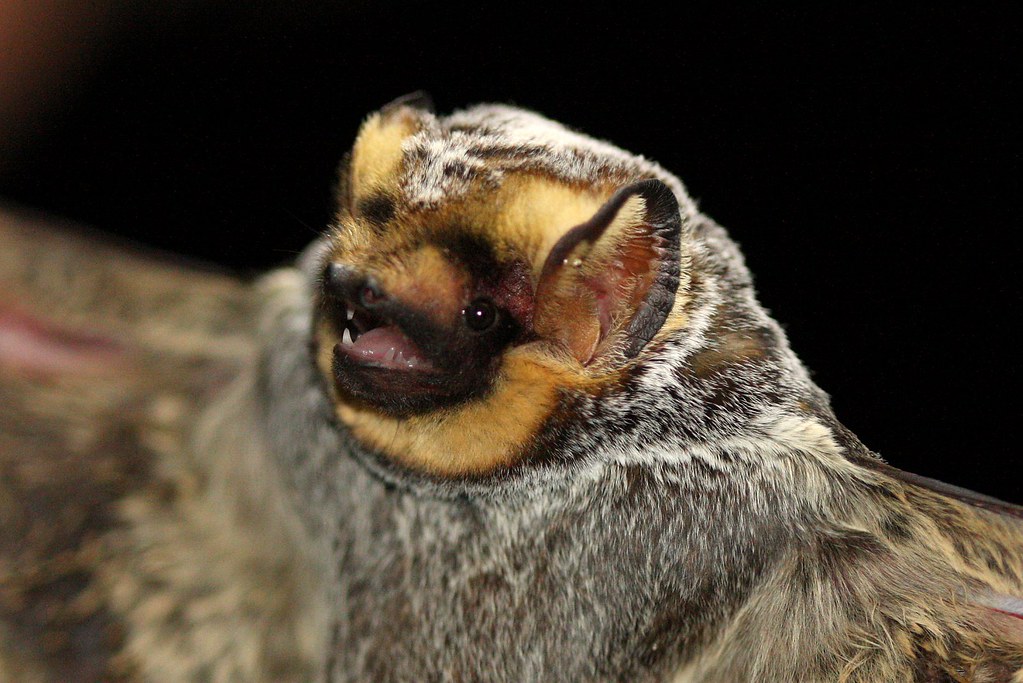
[358,283,384,308]
[323,262,387,309]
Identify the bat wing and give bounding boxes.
[875,462,1023,521]
[0,205,255,678]
[864,460,1023,660]
[0,205,254,374]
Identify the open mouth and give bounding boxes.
[331,299,435,372]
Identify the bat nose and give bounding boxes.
[324,262,387,308]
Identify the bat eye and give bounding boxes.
[463,298,498,332]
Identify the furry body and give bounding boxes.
[2,101,1022,681]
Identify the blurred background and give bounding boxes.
[1,3,1019,498]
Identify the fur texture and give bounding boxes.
[2,100,1022,681]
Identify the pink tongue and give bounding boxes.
[343,326,432,370]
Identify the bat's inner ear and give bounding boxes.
[534,179,683,365]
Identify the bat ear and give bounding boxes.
[534,179,683,365]
[380,90,435,116]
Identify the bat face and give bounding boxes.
[316,210,533,417]
[312,100,686,477]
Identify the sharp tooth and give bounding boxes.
[396,351,405,363]
[384,347,396,362]
[342,327,353,346]
[346,306,355,320]
[407,356,418,369]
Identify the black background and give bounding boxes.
[1,4,1019,499]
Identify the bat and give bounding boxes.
[2,93,1021,681]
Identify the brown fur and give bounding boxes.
[0,208,325,681]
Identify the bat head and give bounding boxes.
[313,95,690,478]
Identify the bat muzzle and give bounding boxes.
[318,262,494,416]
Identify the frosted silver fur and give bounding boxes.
[394,105,691,215]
